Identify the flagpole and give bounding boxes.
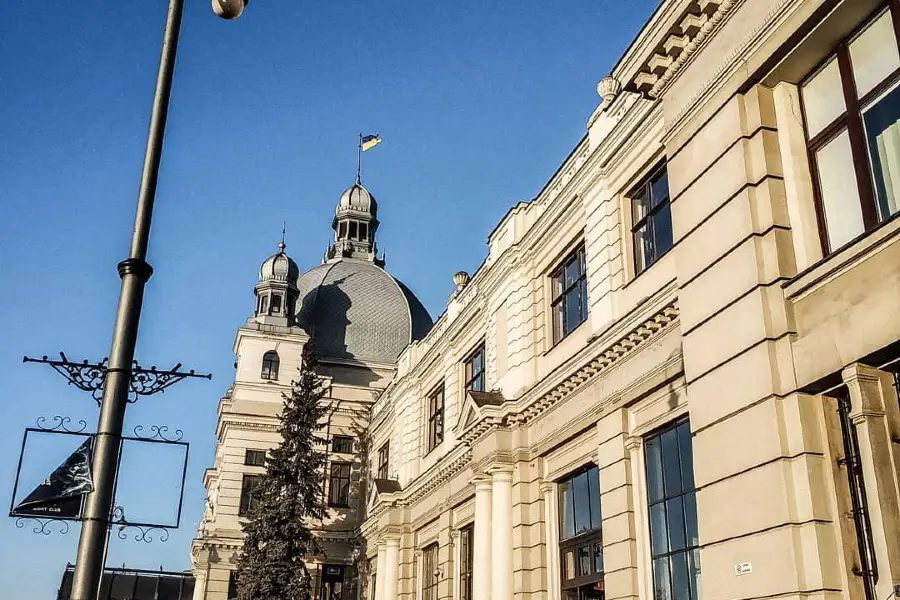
[356,133,362,183]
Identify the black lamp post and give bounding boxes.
[69,1,247,598]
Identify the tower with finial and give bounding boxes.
[326,180,383,266]
[254,235,300,327]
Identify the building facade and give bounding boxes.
[193,1,900,600]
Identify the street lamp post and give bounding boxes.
[69,1,247,598]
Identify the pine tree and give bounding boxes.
[235,347,328,600]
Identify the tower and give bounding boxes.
[326,180,383,265]
[254,239,300,327]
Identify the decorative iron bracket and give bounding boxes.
[23,352,211,405]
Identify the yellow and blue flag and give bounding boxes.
[361,134,382,151]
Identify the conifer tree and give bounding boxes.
[235,347,328,600]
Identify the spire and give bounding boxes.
[279,222,286,252]
[356,134,362,184]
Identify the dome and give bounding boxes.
[259,242,300,282]
[337,182,378,218]
[294,259,432,364]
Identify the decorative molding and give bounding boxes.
[460,301,679,444]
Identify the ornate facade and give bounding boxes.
[193,1,900,599]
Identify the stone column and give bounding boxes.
[842,364,900,597]
[490,468,514,600]
[472,477,493,600]
[191,569,207,600]
[375,543,388,600]
[384,535,401,600]
[540,482,561,600]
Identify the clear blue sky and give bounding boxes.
[0,0,658,597]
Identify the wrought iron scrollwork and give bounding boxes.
[131,424,184,443]
[23,353,211,405]
[116,525,171,543]
[15,517,70,536]
[34,415,89,434]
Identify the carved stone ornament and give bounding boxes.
[596,76,622,105]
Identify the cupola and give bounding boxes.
[254,239,300,327]
[327,178,383,265]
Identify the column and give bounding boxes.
[843,364,900,598]
[191,569,207,600]
[490,469,514,600]
[450,530,461,600]
[472,477,493,600]
[384,535,401,600]
[375,543,387,600]
[540,482,561,600]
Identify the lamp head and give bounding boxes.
[212,0,248,19]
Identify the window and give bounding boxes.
[631,166,673,275]
[239,474,263,516]
[802,6,900,254]
[244,449,266,467]
[319,564,345,600]
[259,295,269,315]
[459,525,474,600]
[558,466,604,599]
[328,462,352,508]
[349,221,359,239]
[644,420,699,600]
[261,350,279,381]
[551,245,589,344]
[360,222,369,241]
[228,572,238,600]
[339,221,347,238]
[331,435,354,454]
[270,294,282,314]
[464,345,486,393]
[422,544,439,600]
[377,442,390,480]
[427,385,445,453]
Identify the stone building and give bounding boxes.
[192,1,900,599]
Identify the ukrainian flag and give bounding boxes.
[361,134,382,151]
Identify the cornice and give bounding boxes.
[459,299,680,444]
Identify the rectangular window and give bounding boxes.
[558,465,604,597]
[331,435,354,454]
[459,525,474,600]
[802,6,900,254]
[550,245,589,344]
[464,344,486,393]
[427,385,445,453]
[377,442,390,480]
[631,165,673,275]
[270,293,282,314]
[239,474,264,516]
[645,419,700,600]
[328,462,352,508]
[349,221,359,239]
[244,449,266,467]
[422,544,439,600]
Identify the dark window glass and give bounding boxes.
[328,462,352,508]
[228,572,238,600]
[551,245,589,344]
[349,221,358,239]
[244,449,266,467]
[465,345,486,393]
[864,84,900,222]
[259,295,269,315]
[261,350,279,381]
[422,544,439,600]
[427,385,444,452]
[573,472,592,535]
[632,166,673,275]
[377,442,390,480]
[645,420,699,600]
[331,435,354,454]
[558,466,604,595]
[459,525,474,600]
[270,294,282,314]
[339,221,347,238]
[360,222,369,241]
[588,468,602,530]
[239,474,263,516]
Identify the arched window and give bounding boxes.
[261,351,280,380]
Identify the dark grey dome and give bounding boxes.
[294,259,432,364]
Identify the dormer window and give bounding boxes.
[261,351,279,381]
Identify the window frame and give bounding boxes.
[629,164,673,276]
[802,1,900,255]
[643,418,700,600]
[327,461,352,508]
[464,344,486,393]
[421,543,440,600]
[377,442,390,480]
[239,473,264,517]
[549,244,589,345]
[331,435,354,454]
[426,384,445,453]
[244,449,266,467]
[557,465,604,595]
[260,350,280,381]
[459,525,474,600]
